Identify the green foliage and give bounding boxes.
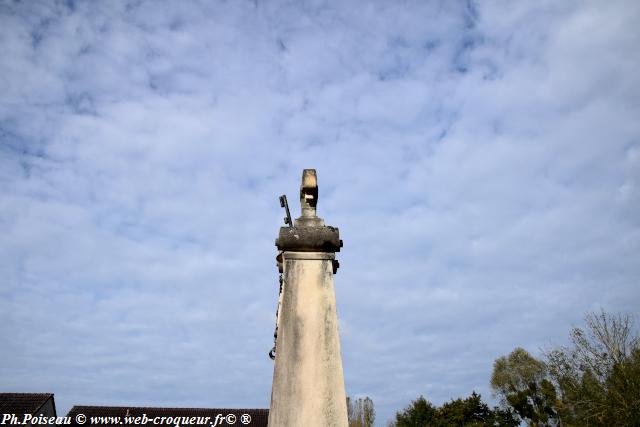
[603,347,640,426]
[490,347,558,426]
[393,396,436,427]
[489,311,640,427]
[545,310,640,426]
[391,393,518,427]
[347,396,375,427]
[436,392,519,427]
[389,311,638,427]
[491,348,546,396]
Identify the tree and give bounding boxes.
[605,347,640,425]
[490,347,558,426]
[545,310,640,426]
[436,392,519,427]
[347,396,376,427]
[391,393,518,426]
[393,396,436,427]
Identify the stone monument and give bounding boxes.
[268,169,348,427]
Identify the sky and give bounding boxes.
[1,0,639,424]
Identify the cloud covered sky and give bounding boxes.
[1,0,639,423]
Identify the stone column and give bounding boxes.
[268,170,348,427]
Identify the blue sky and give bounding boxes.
[1,0,639,424]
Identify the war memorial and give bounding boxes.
[1,169,348,427]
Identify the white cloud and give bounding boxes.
[1,0,639,423]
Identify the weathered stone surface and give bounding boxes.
[269,170,348,427]
[268,252,348,427]
[296,169,324,227]
[275,226,342,253]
